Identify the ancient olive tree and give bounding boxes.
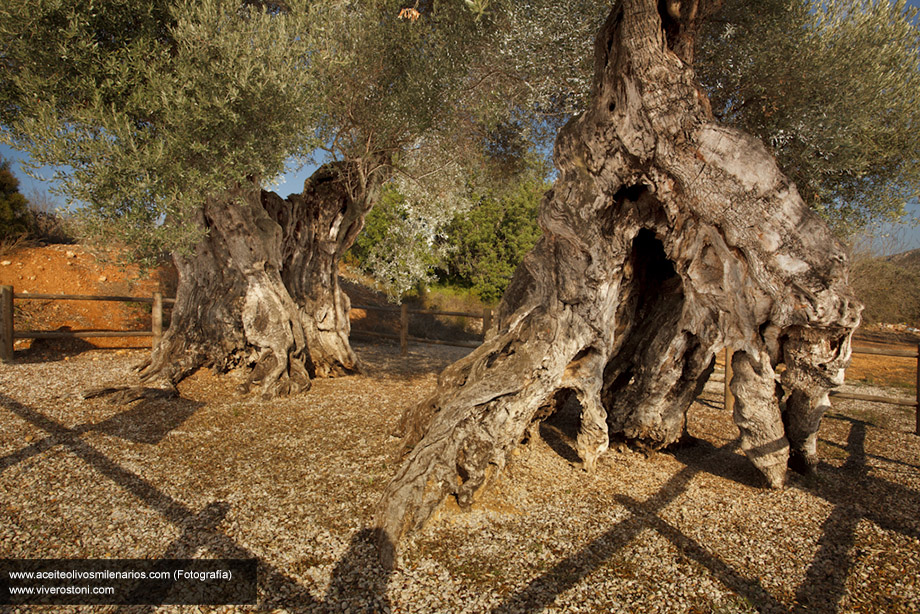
[1,0,322,395]
[376,0,861,556]
[0,0,493,395]
[354,0,920,308]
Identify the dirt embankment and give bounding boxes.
[0,244,175,351]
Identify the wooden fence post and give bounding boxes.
[400,303,409,357]
[724,347,734,414]
[0,285,13,363]
[152,292,163,350]
[483,308,492,339]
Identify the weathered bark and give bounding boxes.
[376,0,860,554]
[138,180,312,398]
[262,162,381,378]
[138,163,380,396]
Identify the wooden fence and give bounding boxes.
[0,285,175,362]
[723,344,920,436]
[350,303,492,354]
[3,284,917,435]
[0,287,490,362]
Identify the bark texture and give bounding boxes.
[377,0,860,554]
[139,163,378,396]
[263,162,381,378]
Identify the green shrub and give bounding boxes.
[442,179,545,303]
[0,158,31,239]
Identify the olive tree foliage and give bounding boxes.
[696,0,920,235]
[0,0,503,261]
[0,0,327,263]
[479,0,609,145]
[347,186,455,300]
[306,0,494,201]
[345,0,611,295]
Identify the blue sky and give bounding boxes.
[3,0,920,250]
[0,142,318,203]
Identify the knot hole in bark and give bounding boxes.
[603,228,684,429]
[657,0,705,63]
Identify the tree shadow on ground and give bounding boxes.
[491,457,789,614]
[81,396,202,445]
[13,328,100,363]
[0,392,395,613]
[492,412,919,614]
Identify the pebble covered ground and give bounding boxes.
[1,341,918,613]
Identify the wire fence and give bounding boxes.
[350,303,492,352]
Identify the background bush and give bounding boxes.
[0,157,31,239]
[441,178,546,303]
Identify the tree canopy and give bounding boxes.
[696,0,920,234]
[0,0,325,260]
[3,0,917,271]
[0,0,523,261]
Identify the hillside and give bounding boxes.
[849,247,920,340]
[0,244,173,352]
[886,246,920,269]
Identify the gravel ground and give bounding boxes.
[1,342,918,613]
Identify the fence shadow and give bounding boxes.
[14,327,99,363]
[490,457,789,614]
[2,386,915,612]
[494,413,917,614]
[83,397,203,445]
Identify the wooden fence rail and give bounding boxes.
[723,344,920,436]
[0,285,176,362]
[351,303,492,354]
[0,289,491,362]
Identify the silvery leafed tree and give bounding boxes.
[0,0,529,396]
[376,0,866,557]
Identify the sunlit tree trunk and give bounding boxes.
[263,162,383,377]
[139,163,382,396]
[139,180,312,398]
[376,0,860,557]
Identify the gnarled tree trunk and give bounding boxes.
[139,163,380,396]
[376,0,860,555]
[263,162,382,378]
[138,180,312,398]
